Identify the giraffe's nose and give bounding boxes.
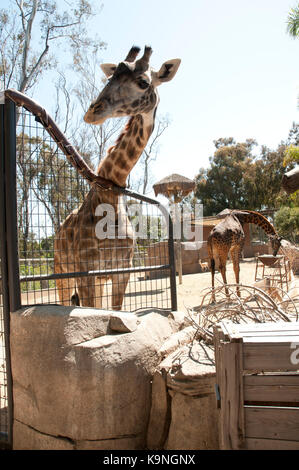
[84,99,109,125]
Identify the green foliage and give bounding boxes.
[274,206,299,243]
[194,138,288,216]
[287,3,299,38]
[284,145,299,166]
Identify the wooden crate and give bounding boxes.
[214,321,299,450]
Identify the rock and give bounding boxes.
[147,341,219,450]
[146,370,170,450]
[10,306,185,450]
[109,312,139,333]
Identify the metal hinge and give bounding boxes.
[215,383,221,409]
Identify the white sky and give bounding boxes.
[5,0,299,193]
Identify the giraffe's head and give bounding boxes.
[84,46,181,125]
[269,234,282,256]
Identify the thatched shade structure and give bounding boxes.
[281,166,299,194]
[153,173,195,201]
[153,174,195,285]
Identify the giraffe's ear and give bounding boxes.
[100,63,117,78]
[152,59,181,86]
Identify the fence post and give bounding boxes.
[4,98,21,313]
[0,96,14,448]
[167,212,177,311]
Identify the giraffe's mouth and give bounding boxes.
[84,109,108,125]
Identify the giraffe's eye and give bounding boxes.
[137,78,150,89]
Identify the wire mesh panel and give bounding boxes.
[0,99,13,448]
[16,107,176,312]
[0,254,8,447]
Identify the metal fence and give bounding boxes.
[0,91,177,447]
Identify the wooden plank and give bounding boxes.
[222,321,299,340]
[218,339,245,450]
[246,437,299,450]
[243,335,299,343]
[243,343,299,371]
[244,374,299,403]
[245,407,299,441]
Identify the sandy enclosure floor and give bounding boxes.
[176,258,271,312]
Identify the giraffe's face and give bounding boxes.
[269,234,282,256]
[84,46,181,125]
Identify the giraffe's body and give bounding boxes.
[207,210,282,299]
[54,46,181,309]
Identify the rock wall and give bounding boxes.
[10,305,219,450]
[147,341,218,450]
[10,306,186,450]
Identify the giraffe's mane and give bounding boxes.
[106,116,135,156]
[232,209,277,233]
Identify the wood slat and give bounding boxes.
[245,407,299,441]
[244,374,299,403]
[218,340,245,450]
[221,321,299,337]
[242,335,299,343]
[246,437,299,450]
[243,343,299,371]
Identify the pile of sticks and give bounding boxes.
[187,283,298,345]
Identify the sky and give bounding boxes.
[4,0,299,194]
[90,0,299,182]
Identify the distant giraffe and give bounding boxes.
[207,209,282,300]
[54,46,181,309]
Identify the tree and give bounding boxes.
[0,0,104,94]
[275,206,299,243]
[287,3,299,38]
[194,136,291,216]
[194,138,257,215]
[0,0,106,258]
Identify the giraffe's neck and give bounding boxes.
[97,109,156,187]
[234,210,277,236]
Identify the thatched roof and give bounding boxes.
[153,173,195,198]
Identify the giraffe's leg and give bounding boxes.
[76,274,96,308]
[110,239,134,310]
[111,272,131,311]
[231,244,243,297]
[218,252,229,298]
[210,258,216,302]
[54,257,76,306]
[208,240,216,302]
[94,276,106,309]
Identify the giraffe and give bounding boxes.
[207,209,282,300]
[54,46,181,309]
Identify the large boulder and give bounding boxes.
[147,340,219,450]
[10,305,186,450]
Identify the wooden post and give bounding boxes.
[173,194,182,284]
[215,331,245,450]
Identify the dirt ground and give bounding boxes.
[176,257,272,312]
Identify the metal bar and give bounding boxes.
[20,264,172,283]
[149,199,177,311]
[167,212,178,311]
[4,99,21,313]
[0,102,13,448]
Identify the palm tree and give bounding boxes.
[287,3,299,38]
